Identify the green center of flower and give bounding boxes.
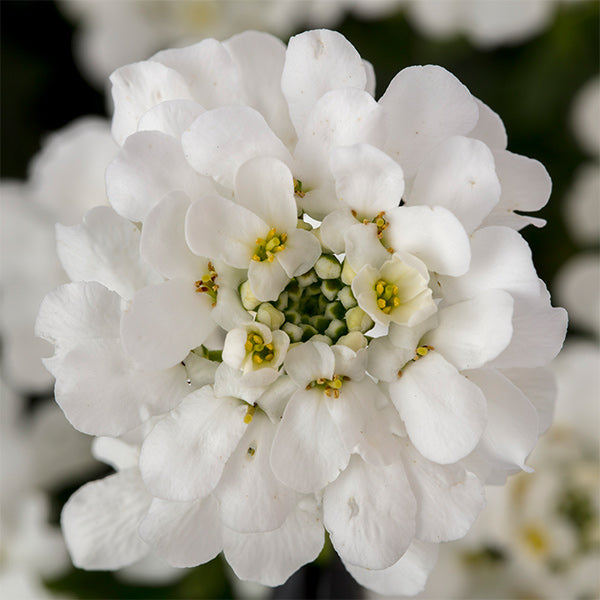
[307,374,348,399]
[194,262,219,302]
[375,279,401,314]
[252,228,287,263]
[245,333,274,365]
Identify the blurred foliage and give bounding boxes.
[1,1,598,598]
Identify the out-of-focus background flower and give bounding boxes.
[1,1,598,598]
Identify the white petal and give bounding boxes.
[489,289,567,369]
[138,496,221,568]
[326,380,403,466]
[182,106,292,190]
[121,279,216,371]
[110,61,193,145]
[57,206,160,300]
[330,143,404,215]
[36,282,121,355]
[276,229,321,278]
[223,499,324,587]
[344,222,390,273]
[344,539,438,596]
[247,258,290,302]
[501,367,556,435]
[384,205,471,276]
[152,38,245,108]
[366,336,414,382]
[224,31,295,146]
[54,339,188,436]
[466,368,538,472]
[140,191,206,280]
[483,150,551,229]
[423,289,514,371]
[234,156,297,232]
[213,362,266,405]
[401,442,485,542]
[469,98,507,150]
[215,412,298,534]
[294,89,383,219]
[139,388,248,501]
[185,194,266,268]
[323,455,416,569]
[379,65,479,179]
[282,29,367,134]
[283,341,334,387]
[390,352,487,464]
[438,226,540,303]
[320,207,360,254]
[407,136,500,234]
[61,469,151,570]
[137,99,205,139]
[106,130,213,222]
[270,389,350,493]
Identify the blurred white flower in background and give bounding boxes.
[34,28,566,596]
[0,117,115,393]
[58,0,399,89]
[404,0,582,48]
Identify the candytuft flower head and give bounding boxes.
[36,28,567,595]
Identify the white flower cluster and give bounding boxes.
[36,29,567,595]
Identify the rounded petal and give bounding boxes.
[185,194,266,268]
[407,136,500,234]
[270,389,350,493]
[320,208,360,254]
[378,65,479,179]
[234,156,297,232]
[401,442,485,542]
[182,106,292,190]
[137,99,205,139]
[120,279,216,371]
[139,388,248,501]
[282,29,367,135]
[223,499,324,587]
[152,38,245,108]
[344,539,438,597]
[423,289,514,371]
[54,339,188,436]
[247,257,290,302]
[215,412,298,534]
[140,191,206,280]
[276,229,322,278]
[61,469,151,570]
[56,206,161,300]
[138,496,221,568]
[284,341,335,387]
[390,351,487,464]
[438,226,540,303]
[110,61,193,145]
[469,98,507,150]
[106,130,213,222]
[323,455,417,570]
[467,368,539,472]
[384,205,471,276]
[330,143,404,215]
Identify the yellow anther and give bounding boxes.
[245,340,253,352]
[392,285,399,295]
[397,369,403,378]
[266,343,274,351]
[268,227,276,237]
[330,378,342,389]
[392,297,401,307]
[256,237,265,245]
[247,446,256,456]
[387,247,394,254]
[280,233,288,243]
[376,282,385,296]
[253,355,264,364]
[416,346,429,357]
[377,298,387,309]
[351,209,358,218]
[252,335,263,344]
[265,353,274,361]
[252,254,262,261]
[267,253,275,262]
[244,404,256,424]
[382,306,392,314]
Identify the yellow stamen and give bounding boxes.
[244,404,256,424]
